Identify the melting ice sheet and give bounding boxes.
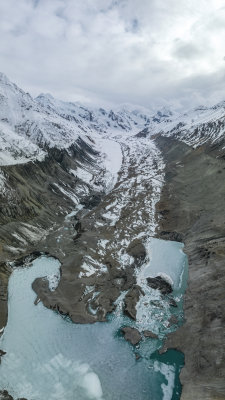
[136,238,188,334]
[0,245,187,400]
[142,238,188,290]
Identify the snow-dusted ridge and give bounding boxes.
[0,73,152,167]
[0,72,225,168]
[146,102,225,148]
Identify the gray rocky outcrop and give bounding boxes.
[146,276,173,295]
[123,285,145,320]
[121,326,142,345]
[155,135,225,400]
[127,239,146,265]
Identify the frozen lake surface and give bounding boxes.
[0,239,187,400]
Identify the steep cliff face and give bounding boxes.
[155,136,225,400]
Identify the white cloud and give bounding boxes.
[0,0,225,110]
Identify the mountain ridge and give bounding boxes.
[0,72,225,168]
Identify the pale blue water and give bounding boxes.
[135,239,188,336]
[0,239,188,400]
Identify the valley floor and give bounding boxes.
[32,132,165,325]
[0,130,225,399]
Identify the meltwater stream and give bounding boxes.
[0,239,188,400]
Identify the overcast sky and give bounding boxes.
[0,0,225,110]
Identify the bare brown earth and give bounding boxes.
[155,136,225,400]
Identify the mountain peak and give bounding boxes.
[0,72,10,84]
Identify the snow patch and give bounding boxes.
[47,273,60,292]
[70,167,93,184]
[53,183,78,205]
[94,137,122,192]
[79,262,97,278]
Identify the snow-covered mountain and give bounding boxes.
[0,73,152,166]
[152,103,225,149]
[0,72,84,164]
[0,71,225,168]
[35,93,152,135]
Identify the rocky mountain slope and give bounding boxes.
[155,136,225,400]
[0,73,225,400]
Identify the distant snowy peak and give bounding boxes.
[0,73,36,125]
[35,92,152,134]
[151,108,174,122]
[0,75,46,165]
[0,72,12,86]
[0,72,225,167]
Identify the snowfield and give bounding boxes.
[93,137,123,192]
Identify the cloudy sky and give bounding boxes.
[0,0,225,110]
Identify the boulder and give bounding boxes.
[127,239,146,264]
[146,276,172,295]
